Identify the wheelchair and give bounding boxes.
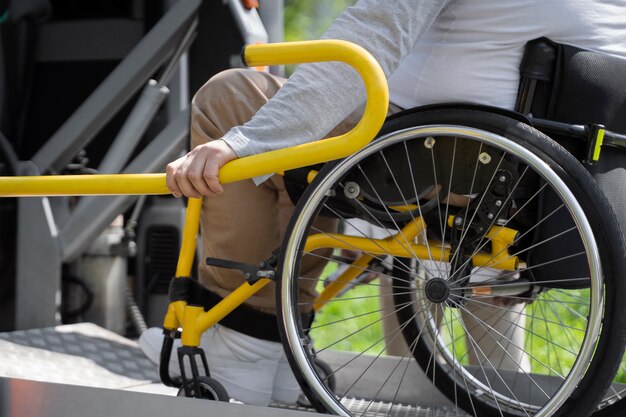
[1,39,625,417]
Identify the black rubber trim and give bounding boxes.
[240,45,248,67]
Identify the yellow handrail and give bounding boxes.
[0,40,388,197]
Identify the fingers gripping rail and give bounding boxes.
[0,40,389,197]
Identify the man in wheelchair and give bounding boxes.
[140,0,626,415]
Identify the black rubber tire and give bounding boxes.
[277,106,626,417]
[177,376,230,402]
[590,348,626,417]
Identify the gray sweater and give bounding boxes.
[221,0,455,161]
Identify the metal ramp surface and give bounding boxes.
[0,324,160,389]
[0,323,465,417]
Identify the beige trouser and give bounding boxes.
[381,276,530,372]
[190,68,362,314]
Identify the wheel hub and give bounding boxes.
[424,277,450,303]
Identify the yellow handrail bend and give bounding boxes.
[0,40,388,197]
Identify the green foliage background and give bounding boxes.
[284,0,357,41]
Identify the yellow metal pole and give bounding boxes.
[194,278,272,333]
[0,40,388,197]
[162,197,203,329]
[181,305,204,347]
[0,173,169,197]
[314,254,374,312]
[218,40,389,183]
[175,198,202,277]
[305,229,519,272]
[313,218,425,311]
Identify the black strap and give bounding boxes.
[283,163,324,206]
[169,277,313,342]
[169,276,216,308]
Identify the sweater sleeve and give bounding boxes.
[222,0,456,159]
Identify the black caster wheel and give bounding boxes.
[298,358,336,408]
[313,358,336,393]
[177,376,229,401]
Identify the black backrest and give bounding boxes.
[516,37,626,133]
[516,38,626,289]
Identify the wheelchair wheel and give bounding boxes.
[277,107,626,417]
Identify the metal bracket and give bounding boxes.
[177,346,210,397]
[583,123,605,165]
[205,249,278,284]
[159,328,182,388]
[451,168,516,243]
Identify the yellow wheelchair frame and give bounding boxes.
[0,39,518,348]
[0,39,521,402]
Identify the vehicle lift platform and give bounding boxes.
[0,323,464,417]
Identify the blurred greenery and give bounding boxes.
[283,0,357,74]
[311,266,626,385]
[284,0,357,41]
[310,273,384,355]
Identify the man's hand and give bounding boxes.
[166,139,238,198]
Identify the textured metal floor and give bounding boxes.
[0,323,173,394]
[0,323,464,417]
[2,324,623,417]
[340,398,465,417]
[277,398,466,417]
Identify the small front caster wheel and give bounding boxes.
[177,376,229,401]
[298,358,336,407]
[314,358,336,393]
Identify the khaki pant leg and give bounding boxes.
[381,278,412,356]
[462,300,530,372]
[383,262,530,374]
[190,68,359,314]
[384,287,529,372]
